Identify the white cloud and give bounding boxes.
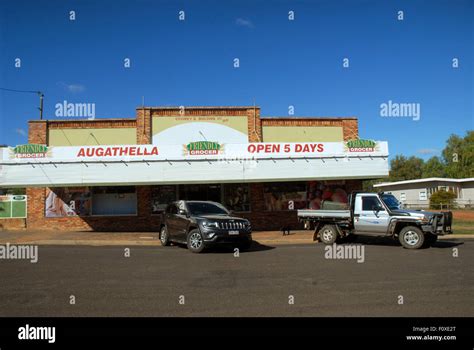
[57,82,85,94]
[15,128,27,137]
[417,148,439,155]
[235,18,254,29]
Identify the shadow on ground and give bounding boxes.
[340,235,464,249]
[173,241,275,254]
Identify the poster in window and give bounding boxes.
[306,181,348,210]
[45,187,91,217]
[224,184,250,212]
[263,183,307,211]
[151,186,177,214]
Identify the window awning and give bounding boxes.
[0,142,389,187]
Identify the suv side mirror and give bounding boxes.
[178,209,188,216]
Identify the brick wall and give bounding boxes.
[239,183,300,231]
[240,180,364,231]
[47,119,136,129]
[261,117,359,141]
[146,106,262,143]
[342,119,359,141]
[24,187,161,232]
[136,108,152,144]
[28,121,48,144]
[0,219,26,231]
[17,107,362,232]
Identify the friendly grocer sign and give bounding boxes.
[345,139,378,152]
[183,141,224,155]
[12,144,49,158]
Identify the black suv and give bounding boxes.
[159,200,252,253]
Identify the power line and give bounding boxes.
[0,87,44,119]
[0,87,41,94]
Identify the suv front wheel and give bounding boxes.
[187,229,206,253]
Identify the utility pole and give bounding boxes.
[38,91,44,120]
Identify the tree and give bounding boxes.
[429,190,457,209]
[362,179,384,192]
[389,155,424,181]
[422,156,446,178]
[442,131,474,178]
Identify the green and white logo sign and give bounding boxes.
[12,144,49,158]
[345,139,377,152]
[183,141,224,156]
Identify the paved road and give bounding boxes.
[0,238,473,317]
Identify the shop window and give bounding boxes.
[264,182,307,211]
[91,186,137,216]
[45,187,91,217]
[307,181,348,210]
[151,185,178,214]
[223,184,250,212]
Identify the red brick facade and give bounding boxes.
[261,117,358,141]
[3,106,362,232]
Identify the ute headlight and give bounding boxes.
[202,221,219,228]
[417,216,429,223]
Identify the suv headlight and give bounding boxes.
[201,221,219,228]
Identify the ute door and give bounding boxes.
[354,195,390,234]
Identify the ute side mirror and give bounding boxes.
[373,204,384,216]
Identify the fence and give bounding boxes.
[0,195,27,218]
[403,200,473,210]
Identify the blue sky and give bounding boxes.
[0,0,473,159]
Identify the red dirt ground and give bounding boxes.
[452,210,474,220]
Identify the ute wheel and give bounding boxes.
[160,226,171,246]
[187,229,206,253]
[318,225,338,245]
[399,226,425,249]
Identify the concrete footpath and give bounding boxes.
[0,229,471,246]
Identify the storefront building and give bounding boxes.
[0,106,389,231]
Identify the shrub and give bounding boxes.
[429,190,457,209]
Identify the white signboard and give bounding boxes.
[1,141,388,163]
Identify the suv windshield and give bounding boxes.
[187,202,229,216]
[381,194,401,210]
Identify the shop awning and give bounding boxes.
[0,142,389,187]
